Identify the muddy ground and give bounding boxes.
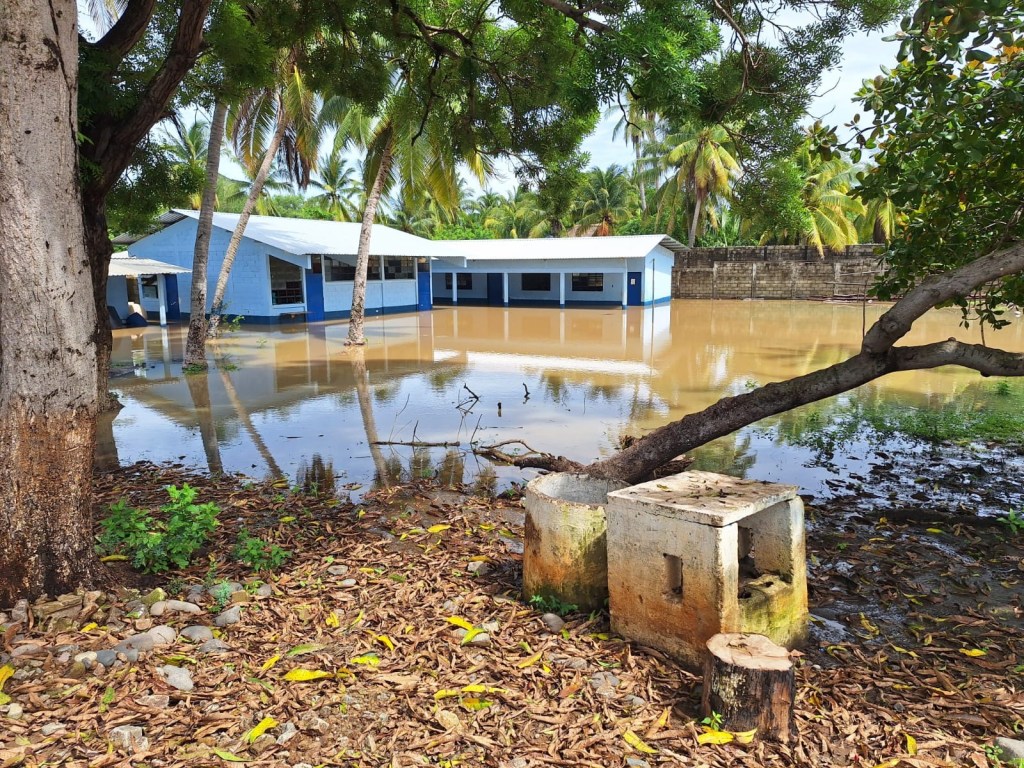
[0,442,1022,768]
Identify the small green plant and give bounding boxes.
[224,314,244,333]
[701,710,724,731]
[182,363,208,375]
[232,528,290,571]
[528,594,578,616]
[98,484,220,573]
[999,509,1024,536]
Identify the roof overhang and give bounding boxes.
[109,255,191,277]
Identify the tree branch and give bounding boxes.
[891,339,1024,376]
[535,0,611,33]
[91,0,157,61]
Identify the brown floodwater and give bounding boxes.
[104,300,1024,500]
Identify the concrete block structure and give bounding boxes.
[605,471,808,670]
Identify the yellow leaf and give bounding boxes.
[279,516,296,523]
[926,527,943,534]
[434,689,462,700]
[99,554,128,562]
[282,669,333,682]
[80,622,98,633]
[869,760,901,768]
[447,616,474,631]
[286,643,326,657]
[214,749,249,762]
[460,697,493,711]
[348,610,365,629]
[325,613,340,628]
[469,555,491,562]
[655,708,671,729]
[0,666,13,691]
[351,653,380,666]
[0,693,10,706]
[245,717,278,743]
[517,651,543,669]
[260,654,281,672]
[906,733,917,755]
[376,635,395,652]
[959,648,987,657]
[461,684,508,695]
[731,728,757,744]
[697,729,735,745]
[624,729,658,754]
[427,524,451,533]
[460,628,484,645]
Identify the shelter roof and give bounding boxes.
[432,234,687,267]
[109,253,191,276]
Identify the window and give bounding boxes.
[323,256,380,282]
[571,273,604,292]
[521,273,551,291]
[269,256,304,305]
[140,275,159,299]
[383,256,414,280]
[444,273,473,290]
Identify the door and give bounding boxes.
[486,273,503,305]
[627,271,642,305]
[417,261,432,310]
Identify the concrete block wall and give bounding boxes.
[673,245,886,301]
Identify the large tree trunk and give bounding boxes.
[0,0,99,604]
[348,138,394,346]
[688,193,703,248]
[582,242,1024,484]
[184,98,229,370]
[208,97,288,337]
[83,199,121,412]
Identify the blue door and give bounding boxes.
[486,273,503,305]
[305,267,325,321]
[417,265,432,310]
[627,272,642,306]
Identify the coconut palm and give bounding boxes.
[487,187,547,238]
[573,165,637,236]
[159,117,210,208]
[309,148,361,221]
[654,123,740,247]
[609,97,658,213]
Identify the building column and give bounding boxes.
[502,272,509,306]
[621,271,628,309]
[452,274,458,305]
[558,272,565,307]
[156,274,168,326]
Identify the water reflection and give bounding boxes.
[107,301,1024,498]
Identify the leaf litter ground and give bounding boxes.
[1,456,1022,768]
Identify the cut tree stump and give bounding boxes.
[702,632,796,743]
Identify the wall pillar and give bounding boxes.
[452,274,458,305]
[558,272,565,307]
[621,271,628,309]
[502,272,509,306]
[156,274,168,326]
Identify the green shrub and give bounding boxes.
[232,528,290,571]
[99,484,220,573]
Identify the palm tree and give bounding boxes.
[655,123,740,247]
[573,165,637,236]
[487,187,547,238]
[309,148,361,221]
[159,117,210,209]
[609,97,657,214]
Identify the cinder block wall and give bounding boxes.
[673,245,886,300]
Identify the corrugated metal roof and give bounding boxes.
[173,210,464,258]
[109,253,191,276]
[433,234,687,263]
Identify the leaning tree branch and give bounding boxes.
[890,339,1024,376]
[474,440,583,473]
[535,0,611,33]
[90,0,158,61]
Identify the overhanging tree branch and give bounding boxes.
[535,0,611,33]
[91,0,158,61]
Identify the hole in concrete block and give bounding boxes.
[738,526,761,580]
[663,554,683,600]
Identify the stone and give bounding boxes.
[40,722,65,736]
[467,561,492,576]
[482,620,500,634]
[157,665,194,692]
[275,721,298,745]
[254,583,273,598]
[120,633,156,653]
[180,626,214,643]
[293,763,315,768]
[339,579,357,588]
[74,651,98,669]
[134,617,154,631]
[457,630,490,647]
[589,671,620,698]
[187,587,206,603]
[149,601,167,617]
[11,643,46,658]
[208,582,242,600]
[540,613,565,633]
[11,599,29,624]
[215,606,242,627]
[118,647,140,663]
[141,588,166,608]
[136,694,171,709]
[147,625,177,646]
[606,471,808,671]
[230,590,251,604]
[164,600,202,614]
[626,759,651,768]
[5,702,24,720]
[499,759,529,768]
[327,564,350,576]
[110,725,149,752]
[995,738,1024,761]
[67,661,88,679]
[95,649,118,668]
[198,638,231,654]
[123,600,147,618]
[250,735,276,755]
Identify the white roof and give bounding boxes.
[173,210,463,259]
[109,253,191,276]
[433,234,687,267]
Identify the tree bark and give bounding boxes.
[348,136,395,346]
[0,0,99,604]
[702,633,796,743]
[82,196,121,412]
[208,96,288,336]
[184,97,229,369]
[689,193,703,248]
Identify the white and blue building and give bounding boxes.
[123,210,684,324]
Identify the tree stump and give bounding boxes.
[702,632,796,743]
